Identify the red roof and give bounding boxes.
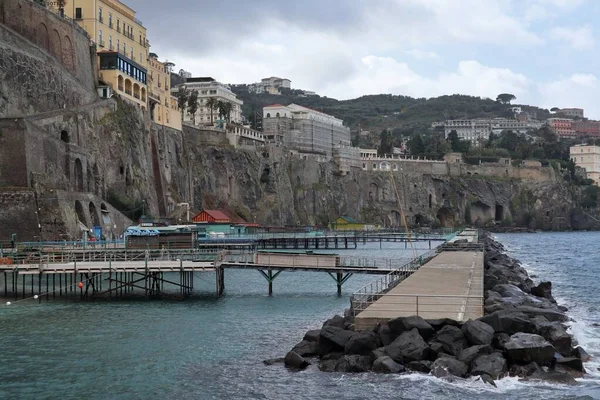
[192,209,231,223]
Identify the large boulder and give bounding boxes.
[344,331,380,355]
[515,306,567,322]
[319,326,356,351]
[303,329,321,342]
[284,351,310,370]
[372,356,406,373]
[458,345,493,364]
[406,360,432,373]
[435,325,468,356]
[492,332,511,350]
[377,323,396,346]
[572,346,592,362]
[263,357,284,365]
[462,320,494,346]
[426,318,461,331]
[556,357,586,375]
[478,310,536,335]
[334,355,372,372]
[430,356,468,378]
[318,359,337,372]
[291,340,320,357]
[322,315,346,329]
[470,352,507,379]
[530,281,555,303]
[386,328,430,363]
[388,316,435,340]
[508,362,541,377]
[529,370,577,385]
[504,333,556,366]
[536,322,572,357]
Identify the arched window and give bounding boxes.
[266,113,271,118]
[276,112,280,117]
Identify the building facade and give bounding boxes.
[560,108,584,118]
[573,120,600,138]
[262,104,351,158]
[174,77,243,125]
[570,145,600,185]
[444,119,492,145]
[147,53,181,130]
[52,0,150,109]
[547,118,575,138]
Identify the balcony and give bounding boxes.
[125,89,132,96]
[134,93,140,100]
[98,39,105,48]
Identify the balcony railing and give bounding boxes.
[98,40,105,47]
[118,84,124,91]
[125,89,132,95]
[134,93,140,99]
[108,44,113,51]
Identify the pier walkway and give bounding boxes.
[352,229,484,330]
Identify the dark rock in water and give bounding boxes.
[263,357,284,366]
[334,355,372,372]
[529,370,577,385]
[377,324,396,346]
[426,318,461,331]
[429,342,446,359]
[556,357,586,374]
[319,326,356,351]
[321,352,344,361]
[431,356,468,378]
[572,346,592,362]
[322,315,346,329]
[536,322,572,357]
[303,329,321,343]
[435,325,468,356]
[492,284,529,300]
[504,333,556,366]
[318,359,337,372]
[458,345,493,364]
[516,306,567,322]
[478,310,536,335]
[372,356,406,373]
[471,352,507,379]
[388,316,435,340]
[406,360,432,373]
[462,320,494,346]
[386,328,430,363]
[530,281,556,303]
[345,331,380,355]
[479,373,497,387]
[493,333,511,350]
[370,347,387,361]
[292,340,320,357]
[284,351,310,370]
[509,362,541,377]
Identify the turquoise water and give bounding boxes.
[0,237,599,399]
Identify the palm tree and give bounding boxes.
[205,97,217,126]
[217,100,233,123]
[187,90,199,125]
[176,85,189,120]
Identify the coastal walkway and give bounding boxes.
[352,229,484,330]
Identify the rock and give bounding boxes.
[322,315,346,329]
[386,328,430,363]
[435,325,468,356]
[372,356,406,373]
[479,373,497,387]
[263,357,284,365]
[529,370,577,385]
[471,352,507,379]
[370,347,387,361]
[377,324,396,346]
[426,318,461,331]
[515,306,567,322]
[458,345,493,364]
[318,359,337,372]
[303,329,321,342]
[388,316,435,340]
[492,333,511,350]
[508,362,541,377]
[284,351,310,370]
[429,342,446,358]
[462,320,494,346]
[538,323,572,357]
[572,346,592,362]
[556,357,586,374]
[504,333,556,366]
[334,355,372,372]
[530,281,555,303]
[321,352,344,361]
[344,331,380,355]
[478,310,536,335]
[431,356,468,378]
[291,340,320,357]
[406,360,432,373]
[492,284,528,299]
[319,326,356,351]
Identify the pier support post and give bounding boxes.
[327,272,354,296]
[258,269,282,296]
[215,267,225,297]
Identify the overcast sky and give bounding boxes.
[128,0,600,118]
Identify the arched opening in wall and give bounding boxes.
[125,79,132,96]
[414,214,425,226]
[93,164,100,195]
[141,87,146,102]
[369,182,379,202]
[436,207,455,227]
[470,201,491,226]
[428,194,432,208]
[75,201,88,228]
[74,158,84,191]
[89,202,101,227]
[133,83,140,100]
[495,204,504,222]
[276,112,280,117]
[380,162,389,171]
[38,22,49,51]
[390,210,402,227]
[392,164,398,171]
[118,75,124,91]
[62,34,74,71]
[266,113,271,118]
[125,165,132,186]
[119,164,125,175]
[51,29,61,60]
[60,130,69,143]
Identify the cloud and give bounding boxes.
[538,74,599,117]
[406,49,440,60]
[550,26,595,50]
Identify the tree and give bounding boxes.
[187,90,199,124]
[175,85,189,119]
[496,93,516,104]
[205,97,218,125]
[447,130,470,153]
[408,133,425,155]
[550,107,560,112]
[217,100,233,122]
[377,129,394,155]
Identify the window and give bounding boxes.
[123,43,126,54]
[108,13,112,28]
[108,35,112,49]
[140,53,142,63]
[116,39,120,52]
[98,7,103,22]
[130,47,134,60]
[75,7,82,19]
[98,29,103,46]
[117,20,120,32]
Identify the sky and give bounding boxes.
[128,0,600,118]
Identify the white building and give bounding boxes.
[261,76,291,89]
[174,77,244,125]
[262,103,351,159]
[570,144,600,185]
[444,119,492,145]
[490,118,543,135]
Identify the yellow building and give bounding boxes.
[570,144,600,185]
[329,216,378,231]
[52,0,149,109]
[148,53,182,131]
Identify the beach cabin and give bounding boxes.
[330,216,366,231]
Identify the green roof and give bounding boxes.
[339,216,359,224]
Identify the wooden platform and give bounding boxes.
[354,250,484,330]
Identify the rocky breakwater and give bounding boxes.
[274,232,591,386]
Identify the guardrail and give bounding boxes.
[352,294,484,319]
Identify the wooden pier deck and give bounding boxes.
[353,248,484,330]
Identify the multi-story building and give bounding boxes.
[261,77,291,89]
[547,118,575,138]
[443,119,492,145]
[560,108,584,118]
[174,77,243,125]
[147,53,181,131]
[490,118,543,135]
[570,145,600,185]
[262,104,351,158]
[52,0,150,109]
[573,120,600,138]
